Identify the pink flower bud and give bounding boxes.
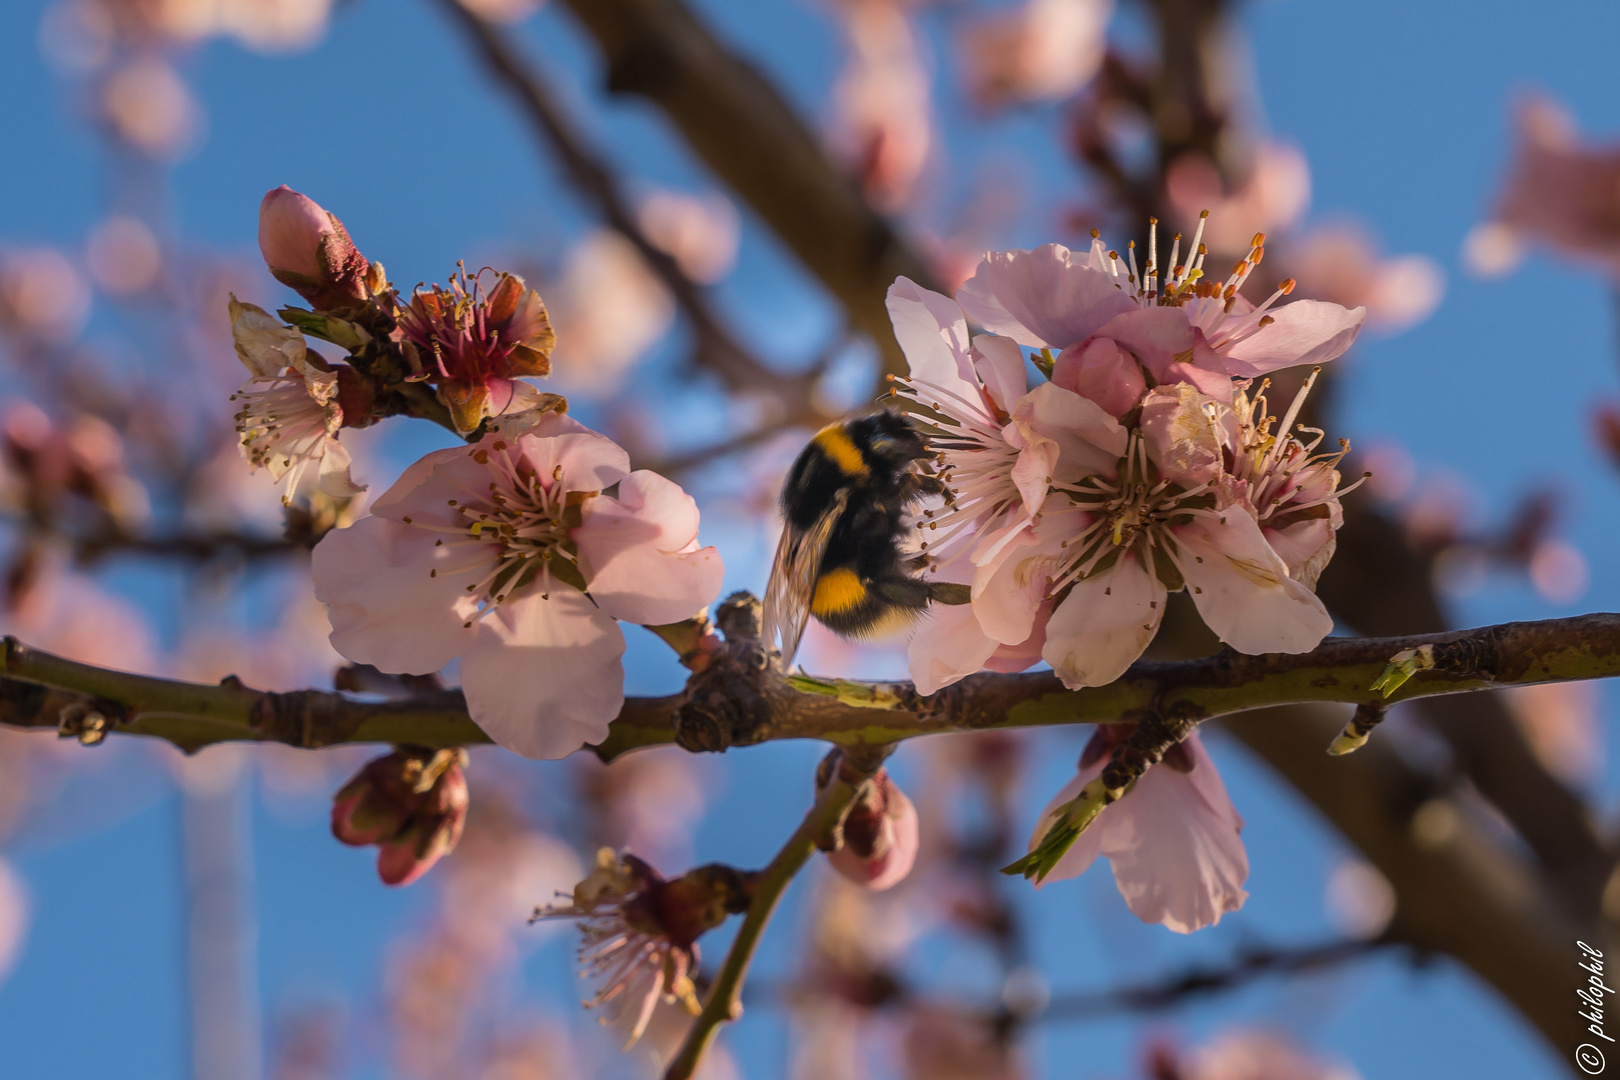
[329,748,468,887]
[827,769,919,891]
[257,186,373,311]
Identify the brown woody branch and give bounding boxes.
[2,606,1618,762]
[552,0,938,377]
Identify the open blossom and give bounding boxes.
[832,0,932,209]
[310,414,723,759]
[258,185,379,311]
[535,849,753,1047]
[1226,370,1360,590]
[1030,727,1247,932]
[886,278,1123,692]
[958,224,1364,417]
[228,295,365,504]
[897,223,1356,693]
[396,266,560,435]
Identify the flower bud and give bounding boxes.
[826,769,919,891]
[330,748,468,887]
[257,186,373,312]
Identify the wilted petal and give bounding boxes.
[460,587,627,759]
[312,516,487,675]
[316,437,365,498]
[1042,550,1166,688]
[1139,382,1228,487]
[957,244,1137,349]
[574,470,725,625]
[1173,511,1332,654]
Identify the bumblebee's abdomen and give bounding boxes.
[810,564,934,639]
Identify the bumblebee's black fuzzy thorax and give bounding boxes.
[766,411,967,658]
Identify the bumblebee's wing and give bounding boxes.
[763,490,847,668]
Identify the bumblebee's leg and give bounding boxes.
[926,582,971,605]
[871,575,935,612]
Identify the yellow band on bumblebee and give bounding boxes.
[812,423,869,477]
[810,567,867,615]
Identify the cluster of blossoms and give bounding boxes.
[889,219,1365,930]
[231,186,565,506]
[232,186,724,765]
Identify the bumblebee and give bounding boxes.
[763,410,970,666]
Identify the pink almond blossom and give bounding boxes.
[331,748,469,887]
[885,277,1123,692]
[395,266,560,435]
[957,226,1364,416]
[227,295,365,504]
[1030,727,1247,933]
[310,414,723,759]
[973,381,1331,691]
[960,0,1112,109]
[536,849,753,1047]
[1474,95,1620,277]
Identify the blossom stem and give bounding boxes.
[662,757,874,1080]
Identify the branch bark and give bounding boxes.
[3,613,1619,760]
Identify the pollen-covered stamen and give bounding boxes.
[1228,370,1365,527]
[409,443,584,618]
[1045,432,1211,595]
[232,376,341,504]
[888,371,1028,557]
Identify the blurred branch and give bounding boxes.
[1223,704,1601,1059]
[1038,935,1399,1021]
[1319,496,1612,909]
[4,611,1619,760]
[437,0,829,409]
[552,0,938,377]
[664,752,876,1079]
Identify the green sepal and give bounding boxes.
[279,307,370,351]
[1001,778,1111,882]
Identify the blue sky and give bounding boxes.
[0,0,1615,1076]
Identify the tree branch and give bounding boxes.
[552,0,938,376]
[436,0,829,408]
[1038,935,1399,1021]
[2,613,1618,760]
[1222,704,1600,1060]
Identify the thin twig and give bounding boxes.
[1038,936,1398,1021]
[663,761,871,1079]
